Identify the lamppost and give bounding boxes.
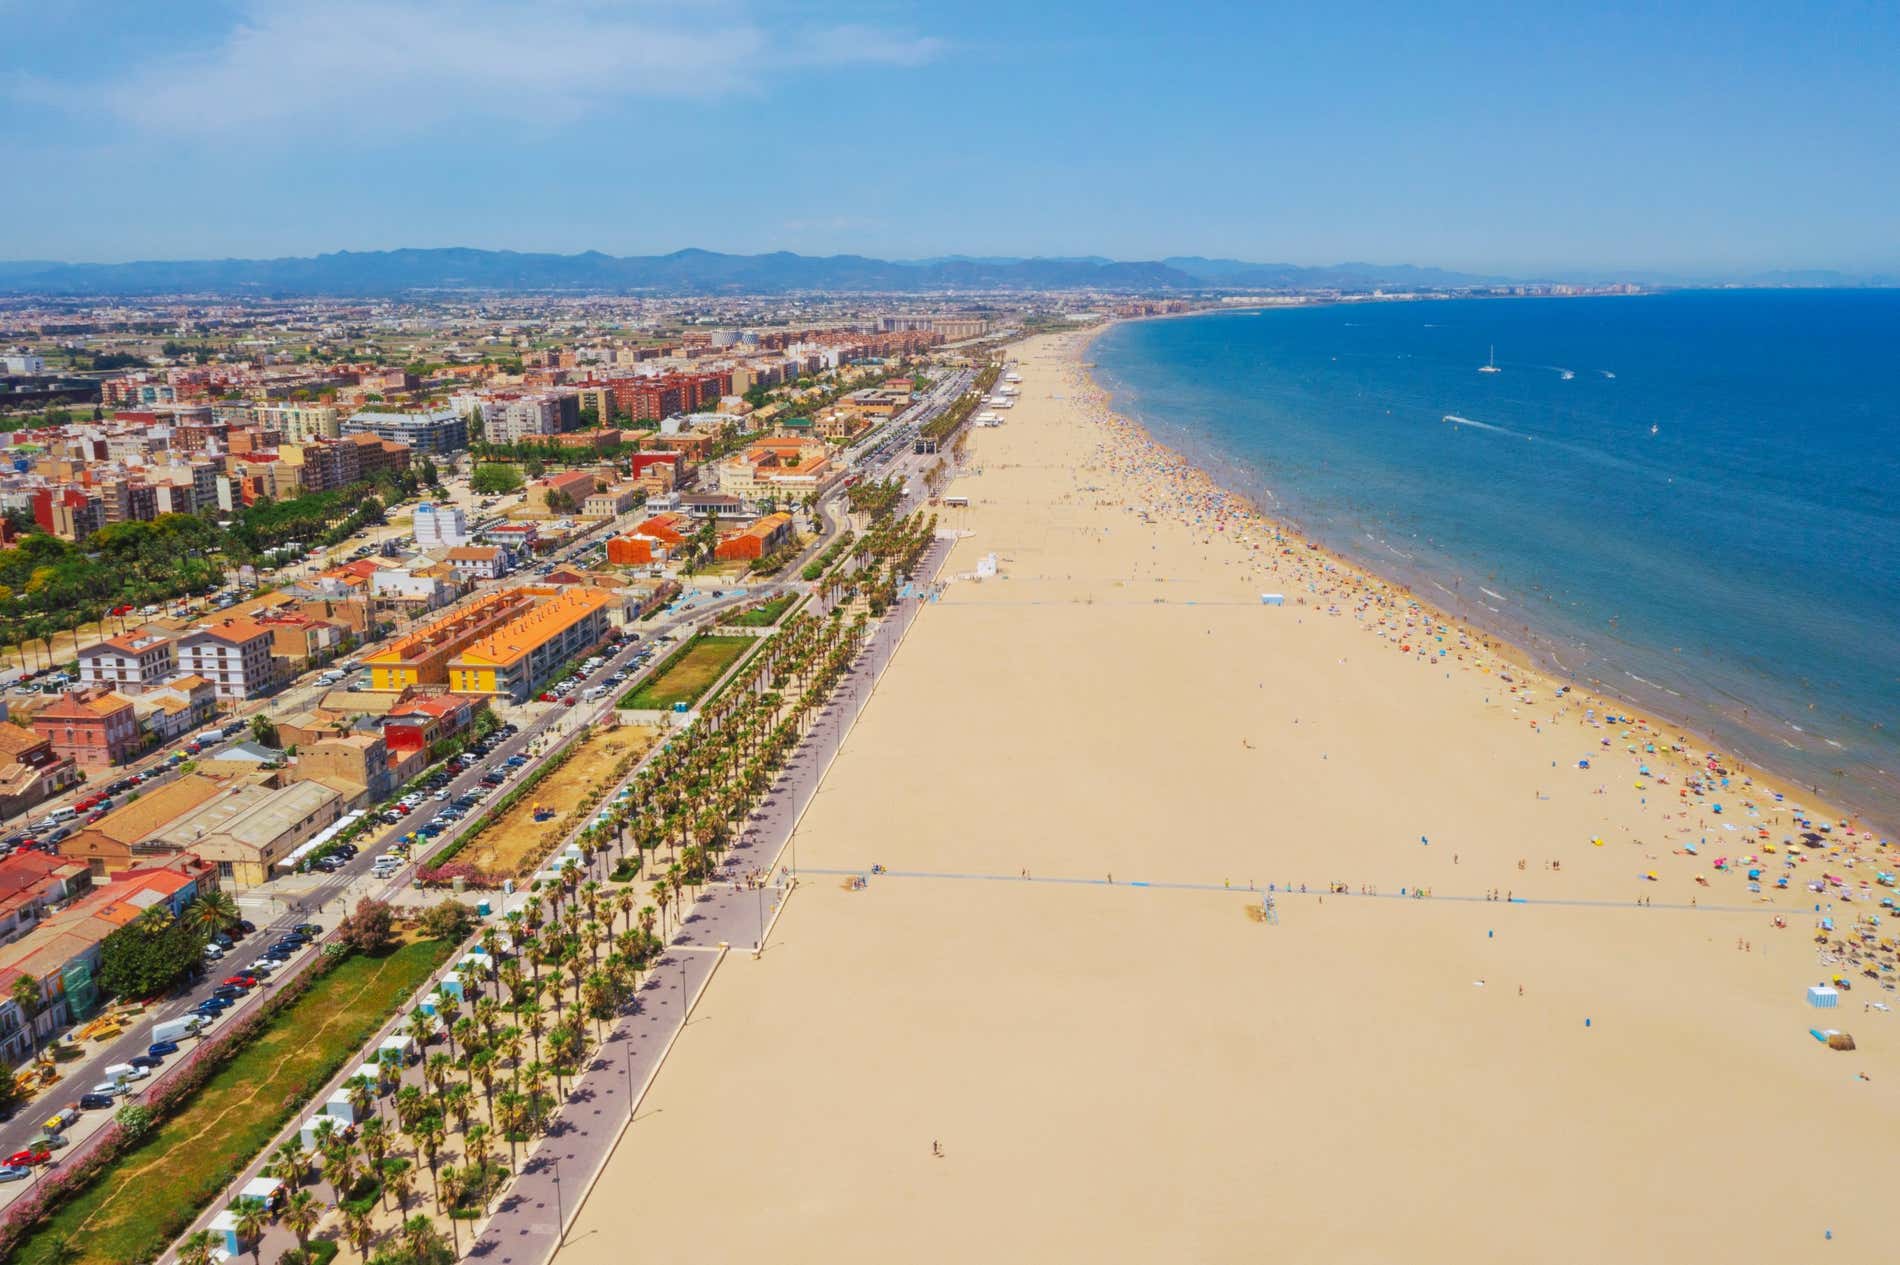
[624,1042,633,1123]
[551,1155,564,1246]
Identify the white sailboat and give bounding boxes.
[1478,345,1500,374]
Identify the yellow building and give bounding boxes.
[448,587,618,701]
[361,589,536,691]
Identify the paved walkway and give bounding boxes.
[466,535,953,1265]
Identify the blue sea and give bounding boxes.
[1093,291,1900,829]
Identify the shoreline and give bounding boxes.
[1076,313,1891,841]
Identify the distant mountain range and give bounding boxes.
[0,249,1890,297]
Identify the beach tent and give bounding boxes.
[1829,1032,1857,1051]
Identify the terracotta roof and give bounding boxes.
[452,588,617,669]
[33,689,135,722]
[185,617,274,646]
[0,724,48,758]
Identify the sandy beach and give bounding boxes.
[558,330,1899,1264]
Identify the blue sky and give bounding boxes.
[2,1,1897,273]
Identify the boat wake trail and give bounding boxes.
[1442,413,1527,439]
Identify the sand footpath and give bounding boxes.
[558,332,1897,1264]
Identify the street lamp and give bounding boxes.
[551,1155,564,1246]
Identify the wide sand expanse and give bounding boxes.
[560,331,1898,1264]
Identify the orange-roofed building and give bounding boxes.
[635,512,689,545]
[362,588,536,691]
[714,512,794,561]
[31,686,142,767]
[177,616,278,699]
[0,722,81,821]
[447,587,618,701]
[605,534,665,566]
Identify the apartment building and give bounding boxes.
[413,501,470,548]
[177,617,278,700]
[30,687,142,767]
[448,587,618,701]
[255,403,341,442]
[77,631,176,693]
[361,588,537,690]
[343,408,465,455]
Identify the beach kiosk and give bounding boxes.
[380,1033,418,1067]
[324,1088,357,1125]
[438,971,467,1004]
[1808,984,1840,1009]
[209,1209,246,1258]
[1260,593,1285,606]
[299,1113,336,1150]
[350,1059,390,1095]
[235,1176,282,1212]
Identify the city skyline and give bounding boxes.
[4,1,1897,274]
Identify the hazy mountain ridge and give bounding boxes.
[0,248,1483,296]
[0,249,1890,297]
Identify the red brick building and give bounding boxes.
[31,687,142,768]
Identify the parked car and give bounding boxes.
[78,1093,116,1111]
[6,1146,52,1167]
[86,1082,127,1098]
[0,1165,30,1182]
[147,1040,180,1058]
[27,1131,67,1151]
[129,1055,162,1070]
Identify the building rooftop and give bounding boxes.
[453,588,618,669]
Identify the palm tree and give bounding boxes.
[326,1136,362,1205]
[339,1204,375,1261]
[10,975,42,1061]
[384,1156,416,1217]
[233,1200,271,1263]
[344,1074,375,1124]
[281,1188,321,1254]
[464,1121,495,1210]
[38,1233,82,1265]
[402,1214,446,1264]
[359,1115,389,1172]
[413,1113,446,1205]
[269,1138,310,1190]
[184,888,242,938]
[177,1229,220,1265]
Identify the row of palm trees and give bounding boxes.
[539,608,875,912]
[172,598,885,1263]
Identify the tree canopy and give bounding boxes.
[98,906,205,1000]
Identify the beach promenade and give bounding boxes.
[547,332,1898,1265]
[465,537,954,1265]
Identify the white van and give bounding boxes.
[48,805,77,823]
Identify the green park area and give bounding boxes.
[721,594,795,628]
[618,635,754,711]
[13,937,456,1265]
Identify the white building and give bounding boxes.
[77,631,177,693]
[412,502,469,549]
[2,353,47,375]
[177,618,278,700]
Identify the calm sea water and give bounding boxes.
[1093,291,1900,828]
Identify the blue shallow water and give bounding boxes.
[1092,291,1900,828]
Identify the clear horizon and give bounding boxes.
[3,1,1896,274]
